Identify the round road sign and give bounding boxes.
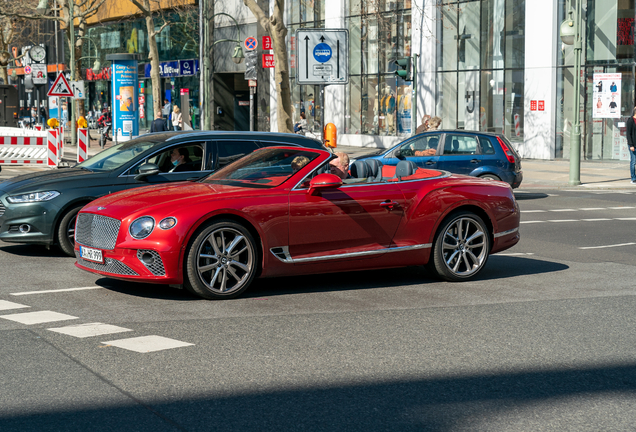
[313,43,332,63]
[244,37,258,51]
[24,66,32,74]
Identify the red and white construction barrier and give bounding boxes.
[35,125,42,131]
[47,129,59,167]
[58,125,64,158]
[0,128,50,166]
[514,114,520,137]
[77,128,88,163]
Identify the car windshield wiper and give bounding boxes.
[77,167,93,172]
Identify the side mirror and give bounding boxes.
[308,173,342,194]
[134,163,160,181]
[394,148,405,160]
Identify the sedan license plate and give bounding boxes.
[80,246,103,263]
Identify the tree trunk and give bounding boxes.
[147,16,162,120]
[0,67,7,85]
[270,1,292,133]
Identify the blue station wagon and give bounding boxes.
[353,130,523,188]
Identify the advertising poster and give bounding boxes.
[592,73,621,118]
[111,60,138,140]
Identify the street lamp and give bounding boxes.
[560,0,582,186]
[78,36,101,73]
[212,12,245,64]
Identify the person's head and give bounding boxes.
[329,152,350,179]
[291,155,310,172]
[300,112,306,120]
[173,106,180,113]
[155,112,163,119]
[164,99,169,104]
[632,107,636,116]
[598,97,602,101]
[170,147,189,166]
[428,116,442,130]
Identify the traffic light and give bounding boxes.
[394,57,412,81]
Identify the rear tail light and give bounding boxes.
[497,136,516,164]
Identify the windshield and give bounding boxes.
[203,148,320,188]
[76,140,159,172]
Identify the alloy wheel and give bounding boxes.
[441,216,487,277]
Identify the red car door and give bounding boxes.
[288,182,406,261]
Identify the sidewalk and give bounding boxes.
[58,140,634,191]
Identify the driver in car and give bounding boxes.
[328,152,350,180]
[169,148,192,172]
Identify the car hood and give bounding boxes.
[81,181,267,220]
[0,168,103,195]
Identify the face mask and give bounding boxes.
[172,159,179,167]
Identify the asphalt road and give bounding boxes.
[1,189,635,431]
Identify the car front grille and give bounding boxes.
[75,213,121,250]
[76,251,138,276]
[137,249,166,276]
[0,202,5,217]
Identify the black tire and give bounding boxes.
[479,174,501,181]
[57,204,85,257]
[184,220,258,300]
[428,211,491,282]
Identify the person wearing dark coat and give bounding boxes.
[150,112,169,132]
[627,107,636,184]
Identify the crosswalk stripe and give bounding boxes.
[11,286,103,296]
[0,300,30,311]
[48,322,133,338]
[0,311,78,325]
[101,335,194,353]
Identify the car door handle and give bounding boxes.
[470,159,480,164]
[380,200,400,210]
[425,160,435,165]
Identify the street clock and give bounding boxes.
[29,45,46,62]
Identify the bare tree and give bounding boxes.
[0,0,44,84]
[243,0,292,133]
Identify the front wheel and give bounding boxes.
[57,204,85,256]
[428,211,491,281]
[184,220,258,300]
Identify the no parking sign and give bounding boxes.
[244,37,258,51]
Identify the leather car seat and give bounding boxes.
[364,159,383,181]
[394,160,417,180]
[350,160,369,179]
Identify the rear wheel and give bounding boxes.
[184,220,258,300]
[479,174,501,181]
[57,204,85,257]
[428,211,490,281]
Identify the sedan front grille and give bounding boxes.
[0,202,5,217]
[75,213,121,250]
[76,252,138,276]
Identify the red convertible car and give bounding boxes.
[74,147,520,299]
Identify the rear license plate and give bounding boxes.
[80,246,103,263]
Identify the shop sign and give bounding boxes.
[180,88,189,95]
[143,59,200,78]
[32,64,47,84]
[86,67,112,81]
[262,36,272,50]
[263,54,275,68]
[530,100,537,111]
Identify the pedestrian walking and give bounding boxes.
[150,112,169,132]
[171,106,183,131]
[427,116,442,131]
[162,99,172,128]
[626,107,636,184]
[39,106,48,125]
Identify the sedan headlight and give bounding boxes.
[159,217,177,230]
[129,216,155,239]
[7,191,60,203]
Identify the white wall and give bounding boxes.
[324,0,347,136]
[522,0,558,159]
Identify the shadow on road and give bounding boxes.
[0,243,68,258]
[91,256,568,301]
[514,191,550,200]
[3,363,635,431]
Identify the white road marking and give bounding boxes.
[615,218,636,221]
[609,206,635,210]
[11,286,103,296]
[520,220,546,224]
[581,218,612,221]
[549,209,578,212]
[0,300,30,311]
[496,252,535,256]
[101,335,194,353]
[578,208,605,211]
[523,210,546,213]
[580,242,636,250]
[547,219,579,222]
[0,311,78,325]
[48,322,132,338]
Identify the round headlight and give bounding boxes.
[159,217,177,230]
[129,216,155,239]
